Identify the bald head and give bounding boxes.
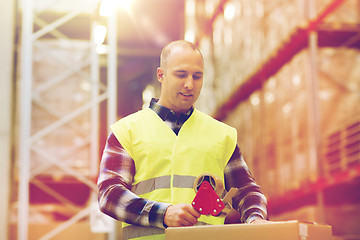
[160,40,203,72]
[156,40,204,114]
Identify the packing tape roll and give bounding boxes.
[193,173,225,197]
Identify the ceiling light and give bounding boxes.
[250,95,260,106]
[224,3,235,21]
[94,24,107,45]
[99,0,132,17]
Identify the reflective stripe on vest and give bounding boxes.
[112,108,237,240]
[131,175,196,195]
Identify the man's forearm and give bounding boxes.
[97,132,170,228]
[224,145,268,223]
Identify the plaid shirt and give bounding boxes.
[97,99,267,229]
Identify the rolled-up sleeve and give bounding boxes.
[224,144,268,223]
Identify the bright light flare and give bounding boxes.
[282,103,293,114]
[224,3,235,21]
[118,0,132,10]
[292,74,301,86]
[94,24,107,45]
[142,85,155,109]
[185,30,195,43]
[250,95,260,106]
[99,0,132,17]
[265,92,275,103]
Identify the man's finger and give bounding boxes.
[186,204,201,218]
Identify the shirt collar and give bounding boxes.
[149,98,194,124]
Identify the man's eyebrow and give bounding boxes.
[174,70,187,73]
[174,70,203,75]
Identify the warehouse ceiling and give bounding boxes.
[30,0,185,50]
[25,0,185,116]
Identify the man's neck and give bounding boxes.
[150,98,194,119]
[157,101,191,116]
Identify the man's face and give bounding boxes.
[157,47,204,114]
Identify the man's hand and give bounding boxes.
[164,203,201,227]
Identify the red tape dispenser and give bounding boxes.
[192,174,226,216]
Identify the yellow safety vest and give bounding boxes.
[111,108,237,240]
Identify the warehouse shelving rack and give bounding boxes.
[16,0,117,239]
[189,0,360,228]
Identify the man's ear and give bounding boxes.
[157,67,164,83]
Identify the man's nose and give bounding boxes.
[184,77,193,90]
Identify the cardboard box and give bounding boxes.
[165,220,332,240]
[10,222,107,240]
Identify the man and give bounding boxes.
[97,40,268,240]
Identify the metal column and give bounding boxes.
[106,8,118,240]
[305,0,324,223]
[107,8,118,128]
[0,0,15,239]
[18,0,34,239]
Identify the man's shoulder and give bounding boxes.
[194,109,237,144]
[111,109,152,132]
[115,108,151,123]
[195,109,236,131]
